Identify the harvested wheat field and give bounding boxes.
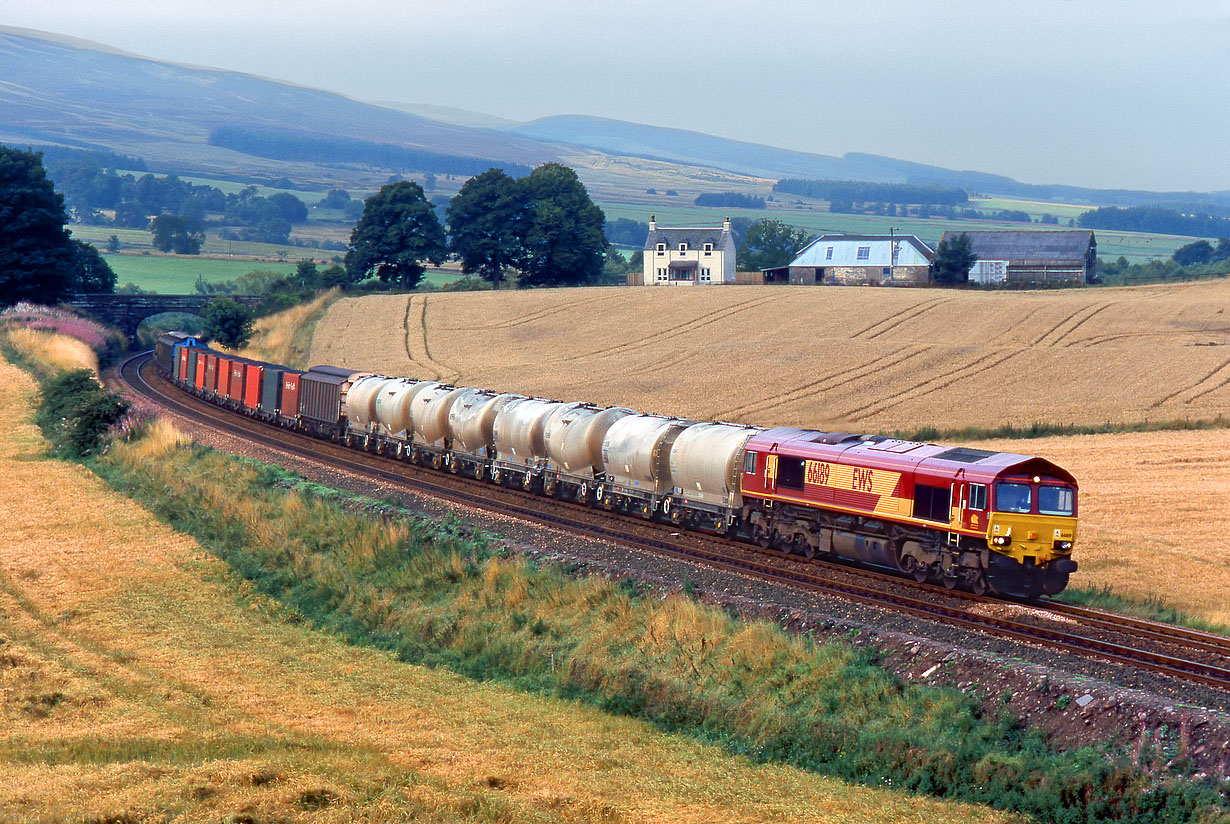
[310,279,1230,432]
[968,428,1230,625]
[0,353,1010,823]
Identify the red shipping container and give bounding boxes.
[280,372,301,420]
[178,347,190,382]
[229,360,245,401]
[204,354,218,396]
[243,363,263,409]
[217,357,233,398]
[195,351,207,389]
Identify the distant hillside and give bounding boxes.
[0,26,555,174]
[510,115,1230,209]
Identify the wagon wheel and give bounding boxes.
[942,574,958,590]
[578,481,589,504]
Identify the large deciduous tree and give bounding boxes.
[932,232,978,284]
[151,214,205,254]
[70,239,117,293]
[0,146,77,306]
[202,296,256,349]
[446,168,525,289]
[736,219,812,272]
[515,163,606,288]
[344,181,446,288]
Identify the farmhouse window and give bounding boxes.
[776,457,806,490]
[679,243,688,252]
[700,268,711,282]
[656,243,666,254]
[882,267,891,277]
[703,243,713,254]
[857,246,871,260]
[968,483,987,511]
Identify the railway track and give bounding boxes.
[118,350,1230,692]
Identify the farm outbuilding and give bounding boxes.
[637,215,737,286]
[767,234,935,285]
[942,230,1097,286]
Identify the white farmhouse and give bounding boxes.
[637,215,737,286]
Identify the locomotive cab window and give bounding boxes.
[968,483,987,511]
[743,451,757,475]
[777,456,805,489]
[995,483,1032,514]
[1039,485,1074,516]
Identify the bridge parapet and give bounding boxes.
[67,294,262,340]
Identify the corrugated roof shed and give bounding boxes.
[939,230,1095,262]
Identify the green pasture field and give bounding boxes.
[600,201,1193,263]
[97,253,461,294]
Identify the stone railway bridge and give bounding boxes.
[67,294,262,341]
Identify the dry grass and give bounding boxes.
[0,352,1013,823]
[4,327,98,374]
[231,288,339,369]
[969,428,1230,625]
[309,280,1230,431]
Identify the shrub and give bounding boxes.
[35,368,130,457]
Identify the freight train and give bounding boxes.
[154,333,1079,598]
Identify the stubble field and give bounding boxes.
[308,280,1230,622]
[310,280,1230,433]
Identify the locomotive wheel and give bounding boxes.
[754,526,771,548]
[969,574,989,596]
[797,536,816,559]
[942,575,958,590]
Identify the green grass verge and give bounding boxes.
[79,426,1228,824]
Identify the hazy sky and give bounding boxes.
[5,0,1229,192]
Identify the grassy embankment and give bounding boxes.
[81,395,1229,824]
[0,340,1015,822]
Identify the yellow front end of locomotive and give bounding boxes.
[986,513,1078,565]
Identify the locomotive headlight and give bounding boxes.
[1055,540,1073,551]
[993,535,1010,546]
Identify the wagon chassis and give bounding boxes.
[121,351,1230,693]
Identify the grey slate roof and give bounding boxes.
[939,230,1095,262]
[643,226,736,252]
[804,233,935,261]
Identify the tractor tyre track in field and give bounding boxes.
[846,298,950,340]
[840,348,1026,423]
[549,294,782,365]
[861,298,957,341]
[718,345,930,421]
[1151,356,1230,408]
[404,295,458,383]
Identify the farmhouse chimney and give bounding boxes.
[723,216,731,232]
[649,214,656,231]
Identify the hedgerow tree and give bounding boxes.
[515,163,606,288]
[150,214,205,254]
[932,232,978,284]
[446,168,525,289]
[202,296,256,349]
[0,146,78,306]
[736,219,812,271]
[344,181,447,288]
[36,368,129,458]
